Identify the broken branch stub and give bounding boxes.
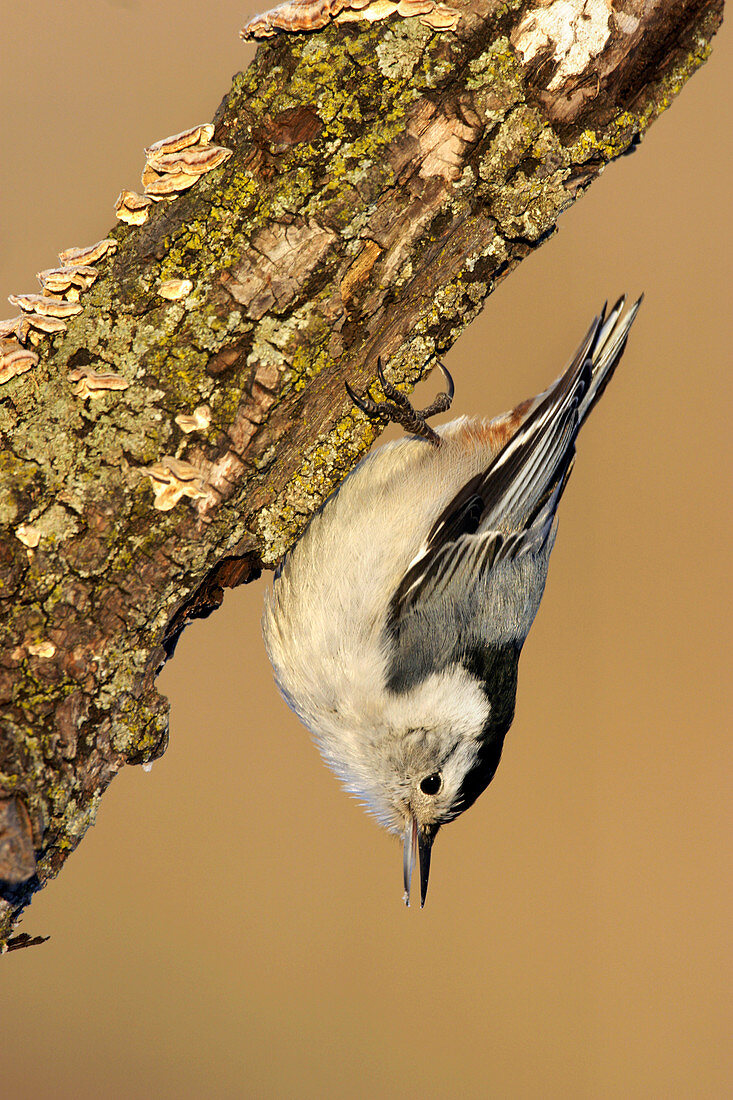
[0,0,723,944]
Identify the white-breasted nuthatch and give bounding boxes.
[263,296,642,906]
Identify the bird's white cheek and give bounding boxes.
[388,666,491,739]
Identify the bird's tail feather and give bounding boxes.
[475,295,642,534]
[578,294,643,425]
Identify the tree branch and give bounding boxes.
[0,0,723,945]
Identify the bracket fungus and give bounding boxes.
[142,456,208,511]
[144,124,215,159]
[8,293,83,319]
[57,238,118,267]
[37,266,99,295]
[18,313,68,346]
[0,317,22,340]
[174,404,211,433]
[146,144,232,177]
[0,341,39,384]
[240,0,460,38]
[144,170,200,198]
[114,190,153,226]
[141,162,168,194]
[67,366,130,400]
[141,124,233,201]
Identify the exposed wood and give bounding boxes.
[0,0,724,945]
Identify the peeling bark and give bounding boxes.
[0,0,723,945]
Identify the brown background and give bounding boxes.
[2,4,730,1097]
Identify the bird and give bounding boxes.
[262,295,642,907]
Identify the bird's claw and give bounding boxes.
[346,357,454,447]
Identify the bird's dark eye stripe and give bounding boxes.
[420,773,442,795]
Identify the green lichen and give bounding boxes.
[0,452,40,528]
[479,103,544,182]
[496,168,573,240]
[376,22,428,82]
[111,692,169,761]
[467,36,524,124]
[30,504,80,548]
[639,37,713,125]
[254,404,382,563]
[567,111,640,164]
[291,344,334,393]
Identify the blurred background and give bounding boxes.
[1,4,730,1098]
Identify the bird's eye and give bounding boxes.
[420,773,442,796]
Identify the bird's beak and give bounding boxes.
[403,815,436,909]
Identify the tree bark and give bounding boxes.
[0,0,723,946]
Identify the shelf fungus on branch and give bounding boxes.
[57,238,117,267]
[0,341,39,385]
[17,314,68,345]
[144,123,215,159]
[3,257,104,355]
[140,124,233,202]
[0,317,22,339]
[114,190,153,226]
[146,144,233,178]
[37,266,99,296]
[241,0,461,39]
[8,294,83,319]
[143,168,200,199]
[5,263,99,351]
[174,405,212,434]
[142,457,209,511]
[66,366,130,401]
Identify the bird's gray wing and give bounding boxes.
[384,297,641,693]
[390,479,565,628]
[384,406,576,693]
[389,309,596,630]
[384,488,562,693]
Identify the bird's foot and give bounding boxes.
[346,358,454,447]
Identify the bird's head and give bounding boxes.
[316,663,508,906]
